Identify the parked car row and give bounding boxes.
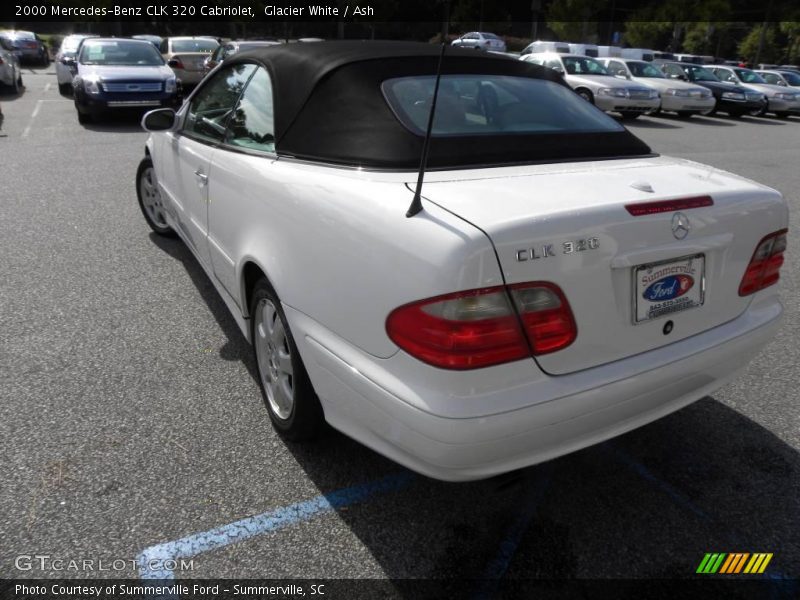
[520,52,800,120]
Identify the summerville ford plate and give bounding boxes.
[635,254,705,323]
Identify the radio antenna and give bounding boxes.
[406,42,447,218]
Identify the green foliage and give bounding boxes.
[780,21,800,63]
[546,0,605,42]
[738,25,778,64]
[623,20,672,50]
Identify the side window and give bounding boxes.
[716,69,734,83]
[608,60,626,75]
[225,67,275,153]
[546,59,563,71]
[762,73,779,85]
[184,63,256,143]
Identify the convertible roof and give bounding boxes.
[227,41,652,169]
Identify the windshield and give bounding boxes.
[383,74,623,136]
[79,41,164,66]
[683,65,718,82]
[780,71,800,85]
[61,36,90,53]
[171,39,218,53]
[562,56,609,76]
[734,68,766,84]
[627,61,665,78]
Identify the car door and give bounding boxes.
[159,63,256,266]
[206,65,276,302]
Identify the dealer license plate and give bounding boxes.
[634,254,705,323]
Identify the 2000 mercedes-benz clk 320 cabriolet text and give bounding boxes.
[136,42,787,481]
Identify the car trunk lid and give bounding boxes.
[414,156,786,375]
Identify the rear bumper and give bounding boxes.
[171,68,205,85]
[288,296,782,481]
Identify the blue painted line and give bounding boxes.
[473,467,552,600]
[138,471,415,579]
[609,445,710,520]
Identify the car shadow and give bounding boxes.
[81,112,150,133]
[654,114,737,127]
[622,117,681,129]
[280,398,800,587]
[151,233,800,584]
[146,232,258,381]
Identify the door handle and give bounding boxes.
[194,168,208,185]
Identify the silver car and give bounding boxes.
[756,69,800,89]
[522,53,660,119]
[600,58,715,117]
[0,36,23,93]
[55,34,98,94]
[708,65,800,118]
[451,32,507,53]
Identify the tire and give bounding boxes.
[619,111,641,120]
[576,88,594,104]
[752,102,768,117]
[76,108,92,124]
[58,82,71,95]
[250,278,324,441]
[676,111,693,119]
[136,157,174,236]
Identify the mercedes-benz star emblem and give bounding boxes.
[671,212,691,240]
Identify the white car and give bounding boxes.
[601,58,715,117]
[708,65,800,118]
[451,32,506,53]
[160,36,219,87]
[55,34,97,94]
[137,42,787,482]
[522,53,660,118]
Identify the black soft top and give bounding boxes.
[227,41,652,169]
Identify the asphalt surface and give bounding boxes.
[1,69,799,588]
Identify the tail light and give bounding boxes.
[169,58,185,70]
[0,57,4,65]
[738,229,788,296]
[386,282,577,370]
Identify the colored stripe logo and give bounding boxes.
[696,553,773,574]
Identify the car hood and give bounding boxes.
[690,79,740,93]
[738,82,790,96]
[77,64,173,80]
[631,77,703,92]
[565,74,639,89]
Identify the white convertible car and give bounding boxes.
[137,42,787,481]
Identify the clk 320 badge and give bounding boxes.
[516,237,599,261]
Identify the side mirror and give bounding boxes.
[61,56,75,66]
[167,58,181,68]
[142,108,177,132]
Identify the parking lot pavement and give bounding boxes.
[1,71,799,585]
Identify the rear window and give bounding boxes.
[79,41,164,66]
[382,74,623,137]
[171,39,218,53]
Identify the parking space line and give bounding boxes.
[473,467,552,599]
[21,99,43,138]
[137,471,416,579]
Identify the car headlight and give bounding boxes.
[721,91,744,100]
[83,78,100,94]
[774,92,797,100]
[165,77,177,94]
[598,87,628,98]
[649,89,660,99]
[667,88,690,97]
